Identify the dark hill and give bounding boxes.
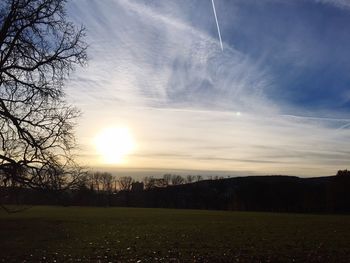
[113,175,349,213]
[2,175,350,213]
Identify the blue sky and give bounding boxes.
[66,0,350,177]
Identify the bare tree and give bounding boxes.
[186,175,195,184]
[163,174,172,186]
[117,176,133,191]
[337,169,350,176]
[100,172,113,192]
[143,176,170,189]
[195,175,202,182]
[84,172,115,192]
[143,176,155,190]
[171,175,184,185]
[0,0,87,190]
[158,178,168,187]
[93,172,101,192]
[85,172,95,191]
[112,176,118,192]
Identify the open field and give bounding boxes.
[1,206,350,262]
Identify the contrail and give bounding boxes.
[211,0,223,51]
[336,122,350,130]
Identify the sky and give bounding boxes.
[65,0,350,177]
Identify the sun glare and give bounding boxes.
[94,127,136,164]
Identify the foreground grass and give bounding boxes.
[0,206,350,262]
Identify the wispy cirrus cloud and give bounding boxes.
[313,0,350,9]
[66,0,350,176]
[69,0,274,113]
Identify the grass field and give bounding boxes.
[1,206,350,262]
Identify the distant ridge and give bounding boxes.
[2,174,349,214]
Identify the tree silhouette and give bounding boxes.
[143,176,155,190]
[171,175,184,185]
[163,174,172,186]
[186,175,195,183]
[336,169,350,177]
[0,0,87,190]
[117,176,133,191]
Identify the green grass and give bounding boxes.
[1,206,350,262]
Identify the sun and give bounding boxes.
[94,127,136,164]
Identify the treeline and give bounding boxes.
[1,170,350,213]
[0,172,209,207]
[70,172,208,192]
[76,172,221,192]
[0,171,208,192]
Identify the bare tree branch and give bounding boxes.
[0,0,87,191]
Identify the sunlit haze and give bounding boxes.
[94,127,136,164]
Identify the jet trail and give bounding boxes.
[211,0,223,51]
[336,122,350,130]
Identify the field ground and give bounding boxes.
[1,206,350,262]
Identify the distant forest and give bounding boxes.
[1,170,350,214]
